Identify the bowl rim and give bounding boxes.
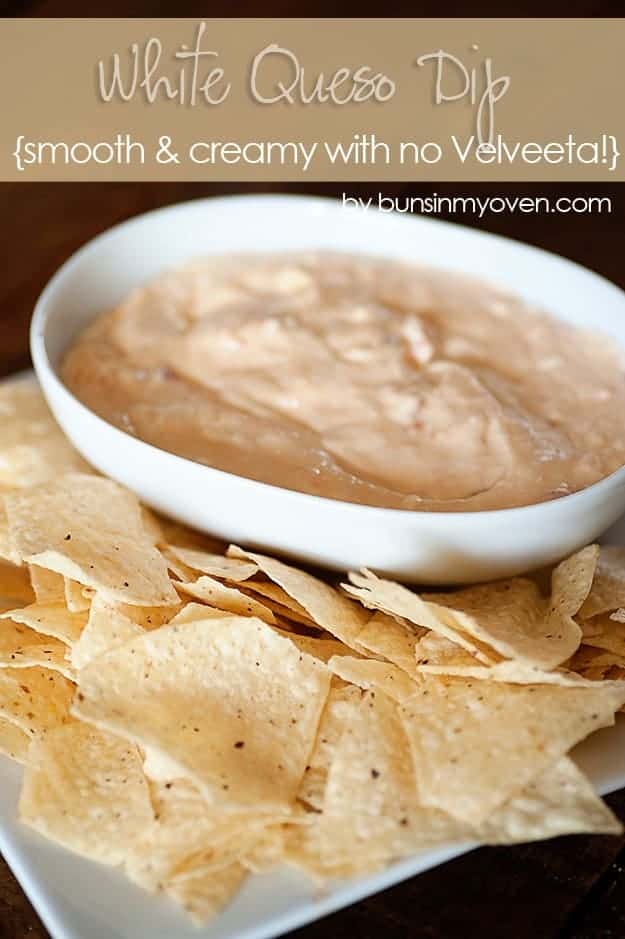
[30,191,625,525]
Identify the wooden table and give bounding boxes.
[2,178,625,939]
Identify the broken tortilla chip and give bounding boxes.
[0,618,73,679]
[28,566,65,604]
[2,602,87,645]
[344,570,496,664]
[580,546,625,619]
[398,674,625,824]
[581,614,625,658]
[165,862,246,926]
[481,756,621,842]
[424,549,590,671]
[0,666,73,736]
[229,547,367,646]
[0,559,34,614]
[19,723,153,865]
[353,610,423,677]
[328,655,419,702]
[297,682,362,811]
[0,378,90,492]
[72,614,331,809]
[0,716,30,763]
[4,475,178,607]
[71,595,144,670]
[166,546,258,583]
[177,575,276,624]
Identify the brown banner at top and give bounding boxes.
[0,18,622,181]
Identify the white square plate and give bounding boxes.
[1,509,625,939]
[1,717,625,939]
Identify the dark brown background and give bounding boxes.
[2,6,625,936]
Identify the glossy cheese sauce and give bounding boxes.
[62,252,625,511]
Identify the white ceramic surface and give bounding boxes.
[1,703,624,939]
[30,194,625,584]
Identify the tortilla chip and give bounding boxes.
[160,548,198,583]
[0,618,73,679]
[414,633,605,687]
[0,378,90,491]
[71,595,144,670]
[166,602,228,627]
[2,602,87,645]
[582,614,625,658]
[177,575,276,624]
[240,823,292,875]
[4,475,178,606]
[140,507,164,546]
[566,645,625,680]
[273,628,347,664]
[64,578,92,613]
[291,690,466,876]
[0,505,10,561]
[0,667,73,736]
[414,631,478,668]
[425,556,587,671]
[116,601,180,630]
[72,614,331,809]
[417,658,609,687]
[158,521,224,553]
[328,656,419,703]
[229,547,367,646]
[143,748,184,784]
[28,565,65,604]
[19,723,153,865]
[482,756,621,842]
[0,716,30,763]
[127,777,278,892]
[398,674,625,824]
[344,570,496,664]
[239,580,318,627]
[551,545,599,617]
[0,559,34,614]
[166,547,258,583]
[579,546,625,619]
[353,611,423,677]
[165,862,246,925]
[298,682,362,811]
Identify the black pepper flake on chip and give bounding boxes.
[370,769,380,779]
[64,533,71,541]
[234,740,245,749]
[123,581,129,587]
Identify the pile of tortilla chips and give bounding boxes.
[1,377,625,925]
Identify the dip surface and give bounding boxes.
[62,252,625,512]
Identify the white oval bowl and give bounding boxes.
[30,194,625,584]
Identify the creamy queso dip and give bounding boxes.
[62,252,625,512]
